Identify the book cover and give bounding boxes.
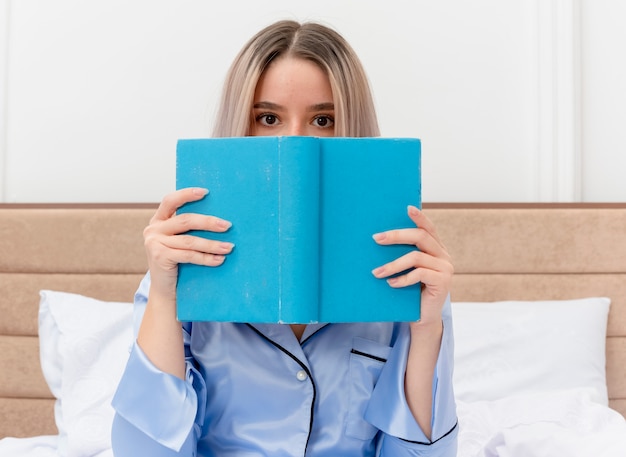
[176,136,421,323]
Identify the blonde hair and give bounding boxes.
[212,20,380,137]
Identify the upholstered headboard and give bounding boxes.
[0,205,153,437]
[0,203,624,438]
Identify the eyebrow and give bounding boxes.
[309,102,335,111]
[253,101,335,112]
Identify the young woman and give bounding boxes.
[111,20,457,456]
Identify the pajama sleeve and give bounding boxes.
[111,274,207,456]
[365,296,458,456]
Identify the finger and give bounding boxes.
[145,233,234,268]
[153,212,232,237]
[161,233,234,256]
[373,228,450,261]
[372,250,451,280]
[166,248,229,268]
[385,266,450,290]
[407,205,447,249]
[152,244,229,268]
[152,188,209,222]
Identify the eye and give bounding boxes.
[256,114,279,126]
[313,115,334,128]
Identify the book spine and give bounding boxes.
[277,137,320,323]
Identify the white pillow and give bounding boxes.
[38,290,133,457]
[451,297,611,405]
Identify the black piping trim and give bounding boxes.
[350,349,387,363]
[400,420,458,445]
[300,323,330,345]
[246,324,316,455]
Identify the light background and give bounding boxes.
[0,0,624,203]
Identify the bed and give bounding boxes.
[0,203,625,456]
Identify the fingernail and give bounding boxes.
[372,267,384,277]
[193,188,209,196]
[219,242,234,251]
[387,277,399,286]
[408,205,420,216]
[217,219,232,229]
[373,232,386,242]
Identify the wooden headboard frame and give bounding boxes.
[0,203,624,438]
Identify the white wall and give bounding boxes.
[0,0,624,203]
[580,0,626,201]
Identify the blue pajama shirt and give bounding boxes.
[111,274,458,456]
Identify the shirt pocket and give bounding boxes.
[345,337,392,440]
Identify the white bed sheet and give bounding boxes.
[457,388,626,457]
[3,393,625,457]
[0,435,57,457]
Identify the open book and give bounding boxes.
[176,136,421,323]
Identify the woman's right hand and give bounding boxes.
[143,187,234,302]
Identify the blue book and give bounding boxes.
[176,136,421,323]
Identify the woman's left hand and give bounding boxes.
[371,205,453,326]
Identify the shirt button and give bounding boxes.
[296,370,308,381]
